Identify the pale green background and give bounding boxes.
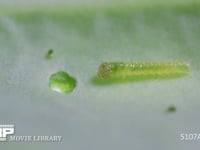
[0,0,200,149]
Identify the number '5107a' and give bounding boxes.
[180,133,200,141]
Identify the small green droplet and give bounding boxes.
[45,49,53,59]
[49,71,77,94]
[167,105,176,113]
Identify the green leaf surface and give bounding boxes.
[0,1,200,149]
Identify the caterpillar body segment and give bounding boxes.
[98,62,189,79]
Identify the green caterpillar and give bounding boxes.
[97,62,189,79]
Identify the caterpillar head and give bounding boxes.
[97,62,112,78]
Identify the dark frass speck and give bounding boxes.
[45,49,54,59]
[49,71,77,94]
[167,105,176,113]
